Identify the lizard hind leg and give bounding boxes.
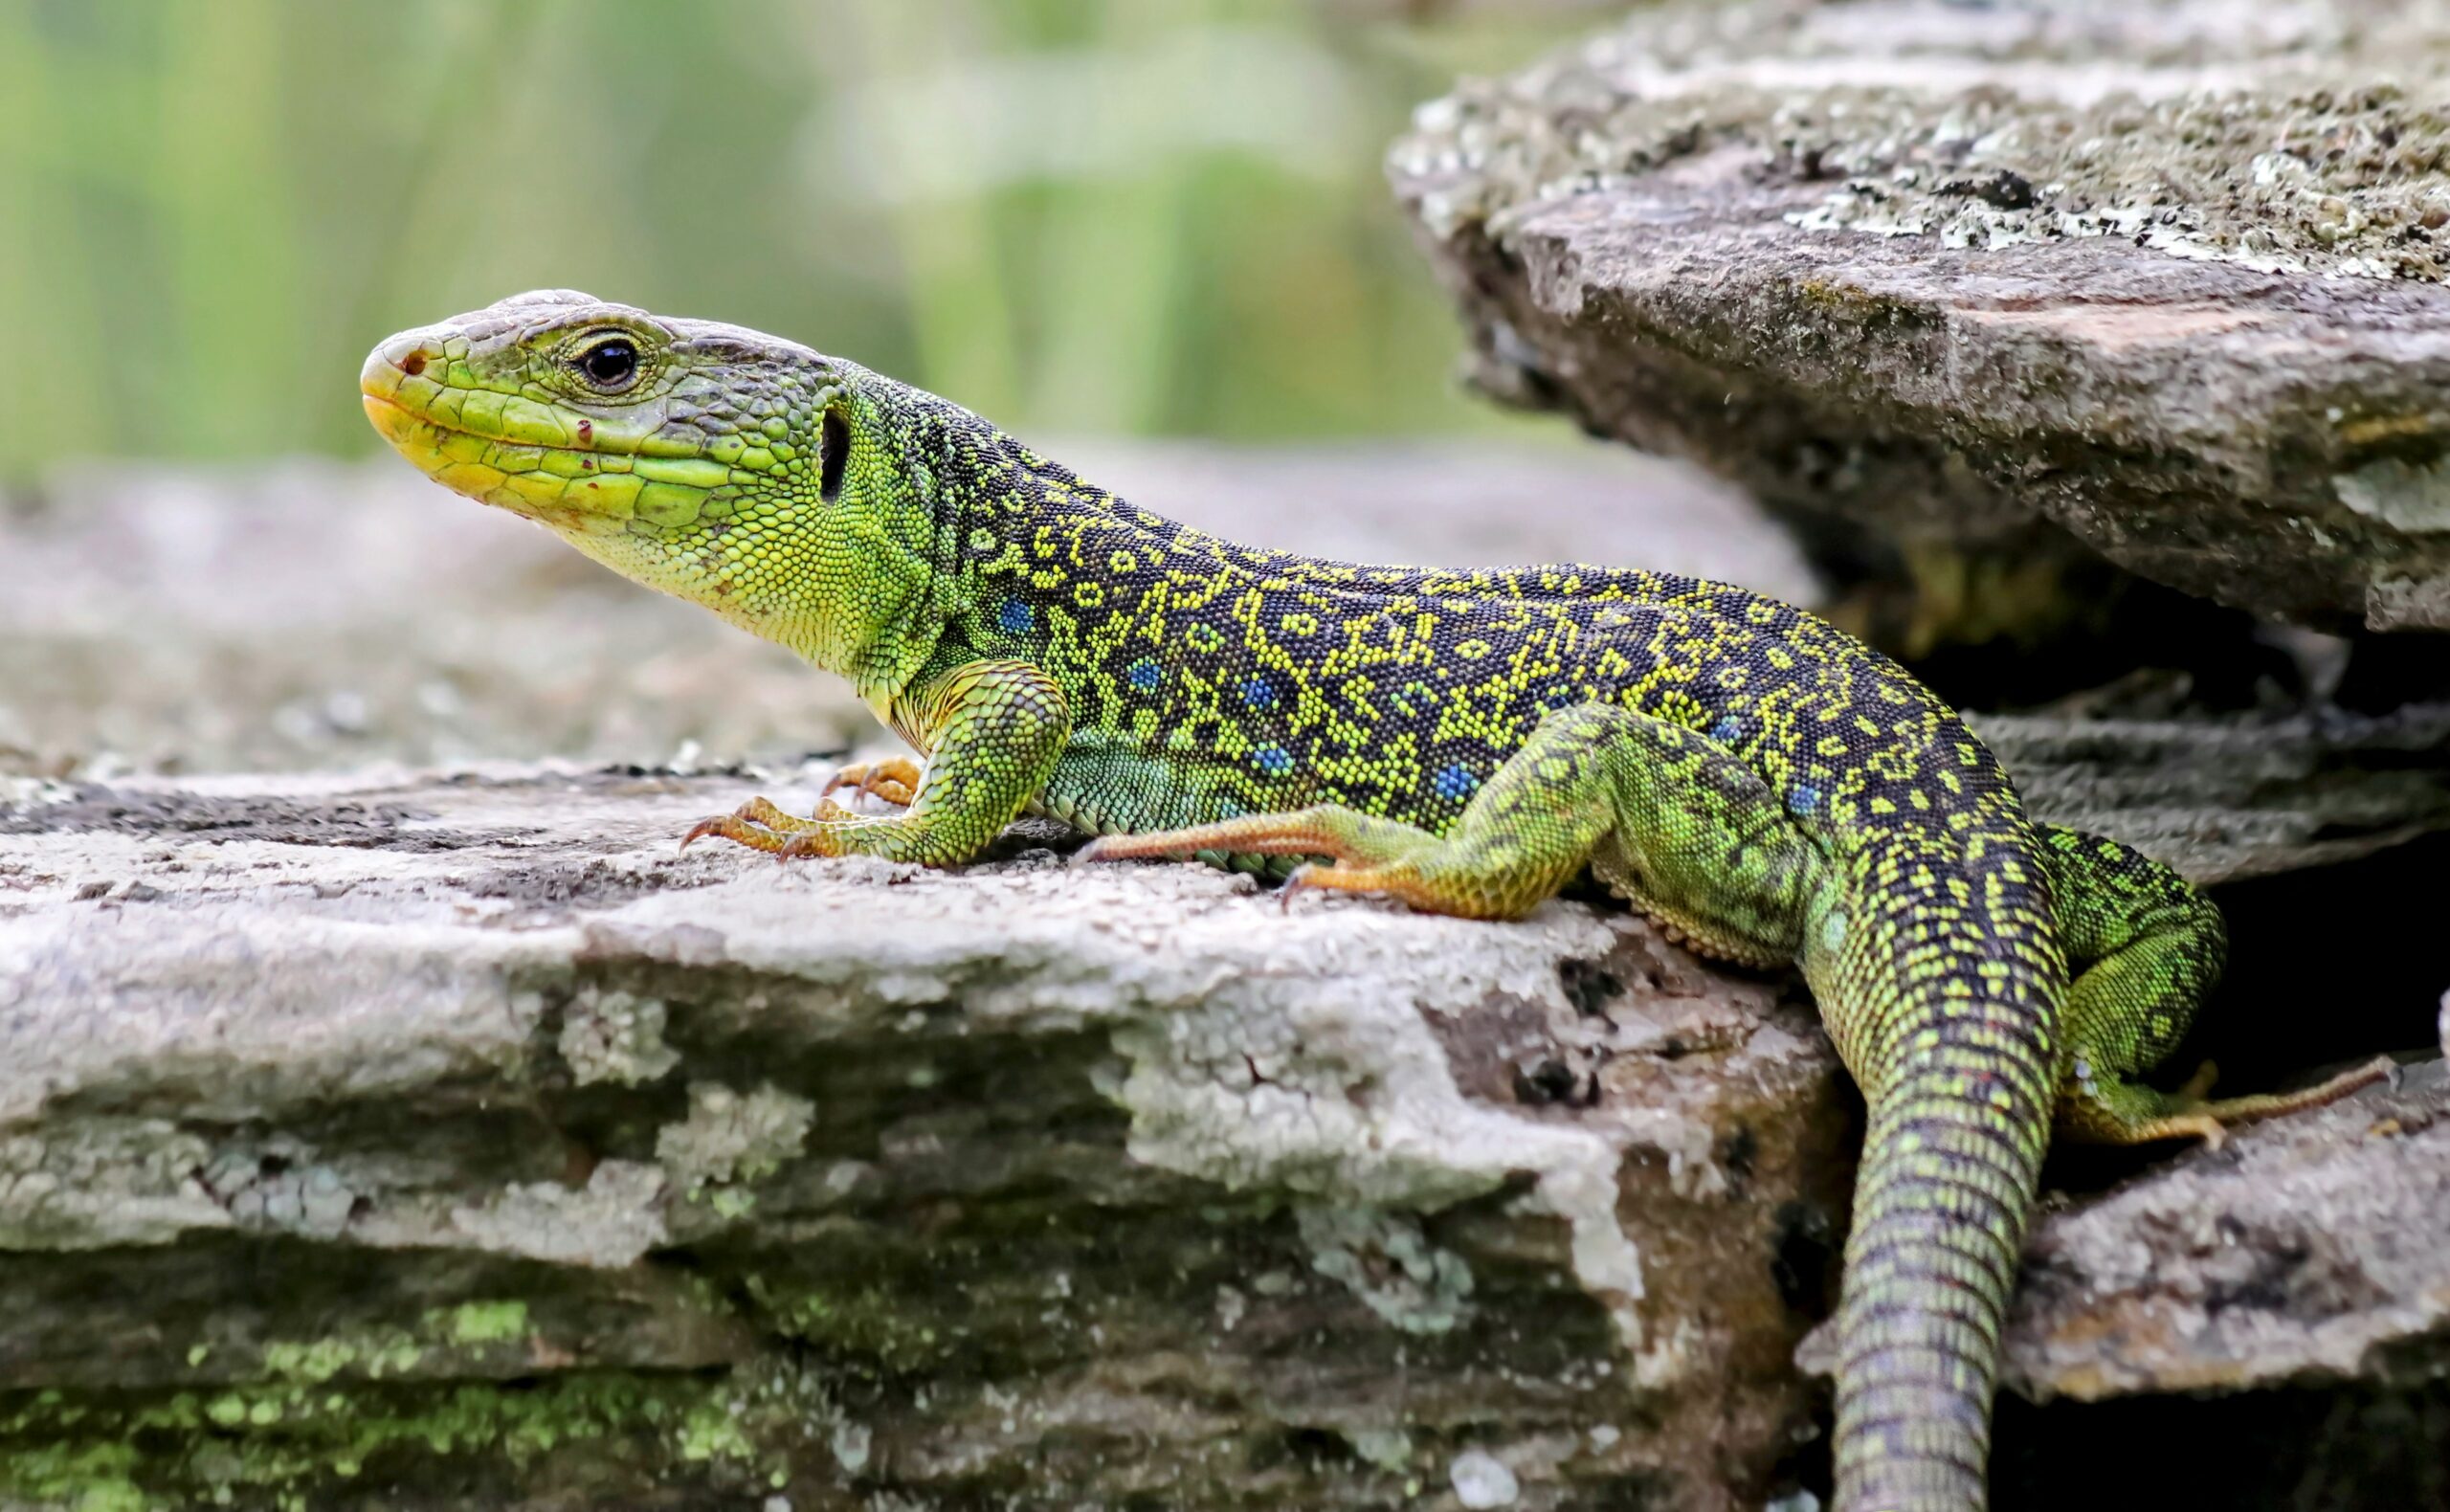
[2040,823,2392,1148]
[1592,849,1799,970]
[1083,702,1820,944]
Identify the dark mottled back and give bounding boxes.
[874,374,2024,858]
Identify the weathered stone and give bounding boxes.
[1771,1060,2450,1509]
[0,767,1851,1510]
[1986,1059,2450,1512]
[2,763,2442,1509]
[1392,0,2450,638]
[2008,1058,2450,1403]
[1970,698,2450,883]
[5,443,2443,1502]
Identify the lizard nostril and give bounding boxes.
[399,350,428,377]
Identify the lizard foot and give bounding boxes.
[1078,811,1373,867]
[2178,1054,2397,1134]
[679,794,858,856]
[823,756,922,809]
[1277,859,1412,911]
[1080,810,1532,917]
[2071,1055,2397,1148]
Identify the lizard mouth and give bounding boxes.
[361,392,450,451]
[361,361,729,539]
[359,369,631,531]
[361,391,608,531]
[358,391,588,461]
[359,334,611,456]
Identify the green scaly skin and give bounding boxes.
[364,291,2390,1511]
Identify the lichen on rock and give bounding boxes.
[1298,1202,1478,1335]
[657,1081,817,1195]
[557,986,682,1087]
[1400,1,2450,282]
[1392,0,2450,638]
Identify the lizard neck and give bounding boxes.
[774,373,971,713]
[857,376,1279,712]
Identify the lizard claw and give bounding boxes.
[679,802,796,856]
[680,794,854,858]
[773,799,861,862]
[822,757,922,810]
[776,828,830,863]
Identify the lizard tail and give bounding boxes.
[1820,842,2060,1512]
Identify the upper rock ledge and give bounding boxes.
[1392,0,2450,635]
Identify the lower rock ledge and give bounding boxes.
[0,766,2439,1510]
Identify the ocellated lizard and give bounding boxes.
[363,291,2387,1511]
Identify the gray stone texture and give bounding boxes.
[1392,0,2450,638]
[2,754,2442,1508]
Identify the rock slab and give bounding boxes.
[0,766,1850,1510]
[2,764,2444,1509]
[1392,0,2450,637]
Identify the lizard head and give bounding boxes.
[361,289,873,655]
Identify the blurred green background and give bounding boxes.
[0,0,1611,480]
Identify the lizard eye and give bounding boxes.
[572,335,639,392]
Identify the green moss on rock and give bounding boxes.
[0,1367,809,1511]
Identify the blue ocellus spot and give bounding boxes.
[995,598,1035,634]
[1787,784,1822,815]
[1710,717,1744,745]
[1253,745,1294,777]
[1126,658,1161,693]
[1241,677,1276,709]
[1433,764,1480,802]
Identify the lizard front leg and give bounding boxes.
[1083,702,1820,960]
[2039,823,2392,1146]
[683,659,1068,866]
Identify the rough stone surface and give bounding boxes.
[5,434,2443,1501]
[2,766,2443,1508]
[2007,1056,2450,1403]
[0,767,1852,1510]
[1971,697,2450,882]
[1982,1056,2450,1512]
[1392,0,2450,637]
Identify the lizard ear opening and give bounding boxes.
[819,410,849,503]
